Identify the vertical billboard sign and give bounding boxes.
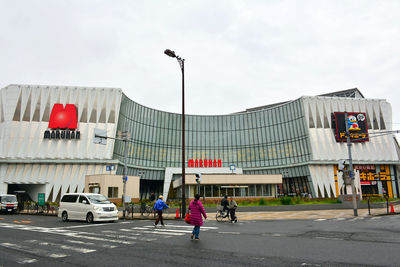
[334,112,369,142]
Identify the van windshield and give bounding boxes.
[1,196,17,202]
[87,195,111,204]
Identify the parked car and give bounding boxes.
[58,193,118,223]
[0,194,18,213]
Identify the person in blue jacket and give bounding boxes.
[153,195,169,227]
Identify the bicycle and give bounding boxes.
[216,206,230,222]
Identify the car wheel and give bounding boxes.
[62,211,68,222]
[86,212,94,223]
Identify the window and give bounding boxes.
[108,187,119,198]
[61,195,78,203]
[79,195,89,203]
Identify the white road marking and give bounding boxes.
[119,229,141,235]
[101,230,119,234]
[48,253,69,258]
[0,223,135,245]
[1,242,24,249]
[371,217,382,220]
[131,229,185,236]
[218,231,240,235]
[17,258,38,264]
[26,239,96,254]
[54,223,113,229]
[65,239,117,248]
[144,224,218,230]
[335,218,346,220]
[315,237,344,241]
[134,227,193,233]
[314,219,326,221]
[62,232,136,244]
[1,242,69,259]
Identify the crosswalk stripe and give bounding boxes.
[131,229,185,235]
[0,242,68,259]
[150,224,218,229]
[134,227,193,233]
[63,232,136,245]
[60,239,118,249]
[0,222,136,245]
[17,258,38,264]
[54,223,113,229]
[25,239,96,254]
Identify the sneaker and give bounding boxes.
[190,234,194,240]
[194,237,200,240]
[153,223,157,227]
[161,224,165,227]
[234,219,238,223]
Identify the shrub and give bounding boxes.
[280,196,292,205]
[259,198,266,205]
[294,197,302,204]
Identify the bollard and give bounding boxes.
[368,197,370,215]
[386,196,389,214]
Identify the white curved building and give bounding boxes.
[0,84,399,202]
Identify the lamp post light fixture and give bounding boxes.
[164,49,186,218]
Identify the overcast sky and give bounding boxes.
[1,0,399,131]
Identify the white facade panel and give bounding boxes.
[0,84,123,201]
[302,96,399,163]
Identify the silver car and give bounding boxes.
[0,194,18,213]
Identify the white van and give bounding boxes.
[0,194,18,213]
[58,193,118,223]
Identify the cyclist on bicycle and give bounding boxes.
[220,195,229,218]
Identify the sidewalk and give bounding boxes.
[119,204,400,221]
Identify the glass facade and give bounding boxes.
[113,94,313,197]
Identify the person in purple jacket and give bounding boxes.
[189,194,207,240]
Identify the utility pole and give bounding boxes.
[118,131,130,218]
[344,112,358,216]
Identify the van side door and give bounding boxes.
[77,195,90,220]
[67,195,80,219]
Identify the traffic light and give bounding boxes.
[195,173,202,184]
[338,160,346,171]
[94,128,107,145]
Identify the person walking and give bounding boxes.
[228,197,238,223]
[153,195,169,227]
[189,194,207,240]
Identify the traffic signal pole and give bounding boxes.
[122,131,128,218]
[94,129,130,219]
[345,112,358,216]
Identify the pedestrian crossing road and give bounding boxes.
[0,215,398,266]
[0,221,219,265]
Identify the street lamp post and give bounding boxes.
[164,49,186,217]
[344,112,358,216]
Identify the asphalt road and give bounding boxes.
[0,213,399,266]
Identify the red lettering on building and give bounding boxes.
[187,159,222,168]
[49,104,77,129]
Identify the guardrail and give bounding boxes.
[20,202,59,215]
